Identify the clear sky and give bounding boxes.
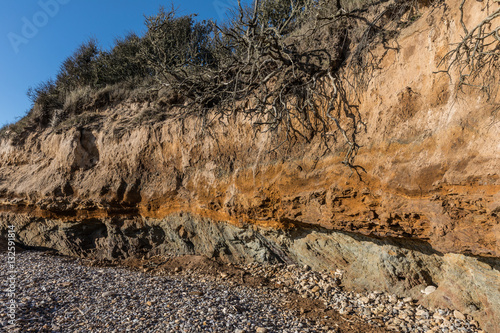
[0,0,244,127]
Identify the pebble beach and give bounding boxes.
[0,250,484,333]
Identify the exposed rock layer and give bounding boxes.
[1,213,498,332]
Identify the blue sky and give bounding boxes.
[0,0,244,127]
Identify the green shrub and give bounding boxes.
[141,7,215,77]
[8,0,435,155]
[26,79,64,127]
[56,38,100,92]
[95,33,150,87]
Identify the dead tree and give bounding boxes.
[145,0,434,170]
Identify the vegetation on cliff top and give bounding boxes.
[2,0,498,167]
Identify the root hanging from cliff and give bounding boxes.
[436,0,500,99]
[146,0,431,168]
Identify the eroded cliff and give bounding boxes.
[1,0,499,331]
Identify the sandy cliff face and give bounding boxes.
[0,0,499,331]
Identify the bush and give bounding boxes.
[26,79,64,127]
[56,38,100,92]
[12,0,440,164]
[95,33,150,87]
[141,7,215,79]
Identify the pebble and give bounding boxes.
[359,296,370,304]
[102,291,116,297]
[0,252,329,332]
[421,285,437,295]
[415,309,429,318]
[0,250,484,333]
[454,310,466,321]
[239,261,482,333]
